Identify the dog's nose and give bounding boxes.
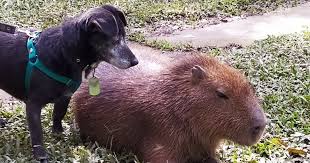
[131,58,139,66]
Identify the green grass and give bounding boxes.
[0,0,303,30]
[0,103,138,162]
[0,0,309,162]
[0,33,309,162]
[213,33,310,162]
[0,0,303,49]
[128,31,194,51]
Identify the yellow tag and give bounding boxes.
[88,77,100,96]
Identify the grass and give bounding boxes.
[0,0,304,48]
[0,0,304,30]
[0,103,138,162]
[0,0,309,162]
[128,31,194,51]
[212,32,310,162]
[0,32,309,162]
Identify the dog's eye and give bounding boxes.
[111,39,119,45]
[216,90,229,99]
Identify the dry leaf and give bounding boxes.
[271,137,288,147]
[288,148,306,156]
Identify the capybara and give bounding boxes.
[72,51,267,163]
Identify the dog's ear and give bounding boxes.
[87,19,103,33]
[101,5,128,26]
[86,18,118,36]
[78,15,117,36]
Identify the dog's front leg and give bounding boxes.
[52,96,71,133]
[0,118,7,128]
[26,102,48,162]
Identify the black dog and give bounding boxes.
[0,5,138,162]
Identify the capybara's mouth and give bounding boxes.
[239,132,265,146]
[230,127,266,146]
[233,138,256,146]
[251,129,265,144]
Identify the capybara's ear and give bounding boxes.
[101,5,128,26]
[223,59,232,66]
[191,65,207,84]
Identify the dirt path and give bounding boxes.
[149,2,310,47]
[0,90,11,100]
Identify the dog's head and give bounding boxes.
[66,5,138,69]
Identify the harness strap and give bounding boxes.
[25,33,81,94]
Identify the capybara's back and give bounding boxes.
[73,52,267,163]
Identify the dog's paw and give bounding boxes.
[33,145,48,162]
[40,159,49,163]
[0,118,7,128]
[52,124,64,134]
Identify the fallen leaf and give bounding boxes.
[271,137,288,147]
[287,148,306,156]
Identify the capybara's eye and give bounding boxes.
[250,83,256,92]
[216,91,229,99]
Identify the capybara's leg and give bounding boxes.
[0,118,6,128]
[146,158,178,163]
[187,157,220,163]
[80,133,88,144]
[142,142,179,163]
[52,96,71,133]
[203,157,220,163]
[26,102,48,162]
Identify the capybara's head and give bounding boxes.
[169,56,267,146]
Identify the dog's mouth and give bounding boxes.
[91,37,138,69]
[107,57,136,69]
[96,53,105,62]
[104,43,138,69]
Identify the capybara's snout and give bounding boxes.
[248,107,267,144]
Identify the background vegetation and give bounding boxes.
[0,0,309,162]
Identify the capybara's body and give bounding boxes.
[73,52,267,163]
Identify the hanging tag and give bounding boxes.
[88,77,100,96]
[88,69,100,96]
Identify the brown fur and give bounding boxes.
[72,52,267,163]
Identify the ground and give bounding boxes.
[0,0,309,163]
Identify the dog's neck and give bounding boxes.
[33,26,88,83]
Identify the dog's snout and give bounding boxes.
[131,58,139,66]
[107,44,138,69]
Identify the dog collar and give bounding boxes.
[25,32,81,94]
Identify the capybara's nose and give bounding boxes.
[251,119,267,136]
[131,58,139,66]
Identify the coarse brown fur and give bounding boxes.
[72,52,267,163]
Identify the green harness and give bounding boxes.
[25,33,81,94]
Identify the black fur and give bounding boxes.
[0,5,138,162]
